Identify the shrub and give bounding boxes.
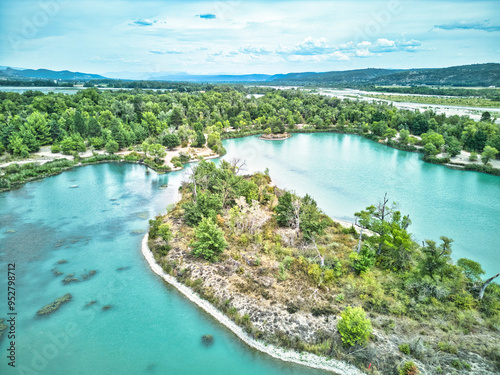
[399,343,411,355]
[51,144,61,153]
[399,361,419,375]
[438,341,458,354]
[158,223,173,242]
[192,217,228,261]
[105,139,119,154]
[337,306,372,346]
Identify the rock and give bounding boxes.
[257,277,275,288]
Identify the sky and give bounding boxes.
[0,0,499,77]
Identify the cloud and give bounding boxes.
[149,50,182,55]
[198,14,216,20]
[356,49,373,57]
[132,19,157,27]
[232,36,422,62]
[280,37,334,56]
[238,46,273,55]
[434,20,500,32]
[370,38,397,52]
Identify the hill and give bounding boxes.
[268,63,500,87]
[0,67,106,81]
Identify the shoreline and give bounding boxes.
[140,234,364,375]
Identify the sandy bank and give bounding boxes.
[140,234,364,375]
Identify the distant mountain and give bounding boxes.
[370,63,500,86]
[268,68,403,85]
[268,63,500,87]
[0,67,106,81]
[1,63,498,87]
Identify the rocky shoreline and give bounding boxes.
[140,233,364,375]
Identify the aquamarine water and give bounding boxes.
[222,133,500,278]
[0,163,325,375]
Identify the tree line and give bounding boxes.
[0,87,498,165]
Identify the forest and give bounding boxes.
[0,86,499,190]
[147,160,500,374]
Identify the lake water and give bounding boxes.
[222,133,500,278]
[1,133,499,374]
[0,163,325,375]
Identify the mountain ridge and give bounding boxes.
[1,63,498,86]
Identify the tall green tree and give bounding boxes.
[191,217,228,261]
[26,111,51,145]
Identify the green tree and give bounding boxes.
[457,258,485,283]
[162,133,180,150]
[445,137,462,157]
[26,111,51,145]
[274,191,295,227]
[481,145,498,165]
[183,192,223,226]
[423,143,439,157]
[73,111,87,137]
[87,117,102,138]
[194,131,206,147]
[169,107,184,128]
[419,236,453,281]
[399,129,410,144]
[337,306,373,346]
[421,131,444,148]
[192,217,228,261]
[105,139,119,154]
[8,134,30,158]
[147,143,166,160]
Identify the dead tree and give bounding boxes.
[230,158,247,175]
[375,193,389,255]
[478,273,500,300]
[311,238,324,267]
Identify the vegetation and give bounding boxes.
[36,293,72,316]
[365,93,500,108]
[337,306,372,346]
[0,319,7,341]
[147,162,500,374]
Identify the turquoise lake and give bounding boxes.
[0,133,499,374]
[0,163,325,375]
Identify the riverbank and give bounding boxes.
[140,234,364,375]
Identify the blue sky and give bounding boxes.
[0,0,499,76]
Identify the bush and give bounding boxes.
[337,306,372,346]
[51,144,61,153]
[399,361,419,375]
[191,217,228,261]
[105,139,119,154]
[399,343,411,355]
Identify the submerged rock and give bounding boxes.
[37,294,72,316]
[134,211,149,219]
[201,334,214,345]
